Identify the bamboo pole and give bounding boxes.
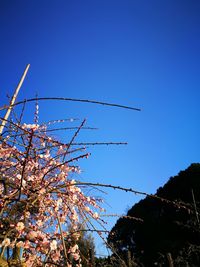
[0,64,30,135]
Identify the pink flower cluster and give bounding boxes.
[0,122,104,266]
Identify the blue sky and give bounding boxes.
[1,0,200,256]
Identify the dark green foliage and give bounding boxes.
[95,256,113,267]
[78,230,96,267]
[108,164,200,266]
[95,253,136,267]
[64,226,96,267]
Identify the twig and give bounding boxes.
[65,119,86,153]
[71,182,193,212]
[18,129,34,200]
[70,142,128,146]
[0,118,128,147]
[0,97,141,112]
[7,127,98,138]
[57,215,68,264]
[167,253,174,267]
[42,153,90,182]
[191,188,200,228]
[40,126,98,133]
[101,214,143,222]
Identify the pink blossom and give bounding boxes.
[1,238,11,247]
[27,230,37,241]
[52,250,60,261]
[16,241,24,248]
[92,212,99,219]
[69,244,78,253]
[84,206,90,212]
[50,240,57,250]
[0,111,104,266]
[16,222,25,231]
[72,252,80,261]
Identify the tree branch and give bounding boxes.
[0,97,141,112]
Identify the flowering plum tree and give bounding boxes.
[0,112,104,266]
[0,65,140,267]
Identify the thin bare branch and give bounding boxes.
[0,97,141,112]
[65,119,86,153]
[71,142,128,145]
[0,118,128,149]
[191,188,200,228]
[72,181,193,213]
[18,129,34,200]
[40,126,98,132]
[57,215,68,263]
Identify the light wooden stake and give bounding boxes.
[0,64,30,135]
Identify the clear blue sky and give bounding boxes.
[1,0,200,256]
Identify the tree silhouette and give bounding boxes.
[108,164,200,267]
